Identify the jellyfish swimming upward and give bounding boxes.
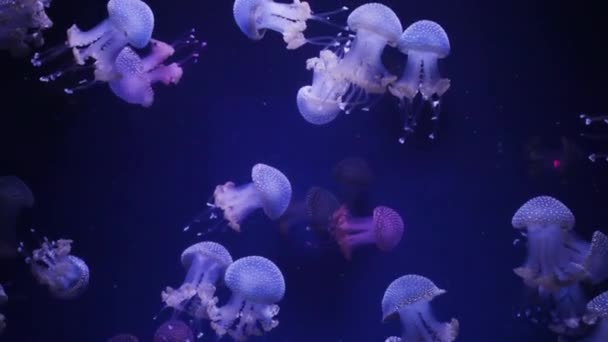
[208,256,285,341]
[389,20,451,142]
[382,274,459,342]
[0,0,53,57]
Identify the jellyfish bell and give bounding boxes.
[382,274,459,342]
[153,319,194,342]
[583,231,608,285]
[208,256,285,341]
[390,19,451,141]
[581,291,608,342]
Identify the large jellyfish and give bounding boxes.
[232,0,347,49]
[31,0,154,85]
[579,114,608,162]
[0,176,34,259]
[23,238,89,299]
[208,256,285,341]
[389,20,451,142]
[329,204,404,260]
[382,274,459,342]
[582,291,608,342]
[153,319,194,342]
[0,0,53,57]
[161,241,232,320]
[186,163,292,233]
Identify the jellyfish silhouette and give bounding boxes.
[107,334,139,342]
[332,157,373,216]
[382,274,459,342]
[581,291,608,342]
[329,205,403,260]
[0,176,34,259]
[24,238,89,299]
[389,20,451,142]
[208,256,285,341]
[153,319,194,342]
[580,114,608,162]
[162,241,232,320]
[0,0,53,57]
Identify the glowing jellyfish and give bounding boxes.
[162,241,232,320]
[582,291,608,342]
[153,319,194,342]
[107,334,139,342]
[329,205,404,260]
[232,0,347,49]
[382,274,459,342]
[25,238,89,299]
[208,256,285,341]
[580,114,608,162]
[511,196,589,292]
[0,176,34,259]
[206,163,292,232]
[0,0,53,57]
[389,20,451,141]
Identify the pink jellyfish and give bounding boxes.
[107,334,138,342]
[582,291,608,342]
[0,176,34,259]
[382,274,459,342]
[208,256,285,341]
[0,0,53,57]
[329,205,404,260]
[153,320,194,342]
[24,238,89,299]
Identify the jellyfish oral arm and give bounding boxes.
[214,182,264,231]
[399,302,458,342]
[209,293,245,336]
[257,1,312,49]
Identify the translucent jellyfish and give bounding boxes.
[0,176,34,259]
[329,205,404,260]
[24,238,89,299]
[381,274,459,342]
[579,114,608,162]
[208,256,285,341]
[0,0,53,57]
[232,0,348,49]
[153,320,194,342]
[389,20,451,141]
[196,163,292,233]
[107,334,139,342]
[511,196,590,292]
[582,291,608,342]
[161,241,232,320]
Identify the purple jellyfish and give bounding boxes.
[390,20,451,141]
[329,205,404,260]
[382,274,459,342]
[107,334,138,342]
[208,256,285,341]
[25,238,89,299]
[0,0,53,57]
[162,241,232,320]
[582,291,608,342]
[153,319,194,342]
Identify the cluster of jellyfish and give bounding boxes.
[580,113,608,163]
[232,0,451,142]
[0,175,90,336]
[510,195,608,340]
[18,0,204,107]
[158,241,286,341]
[0,0,53,57]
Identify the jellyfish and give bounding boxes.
[107,334,139,342]
[0,176,34,259]
[332,157,373,215]
[305,186,340,233]
[389,20,451,142]
[208,256,285,341]
[0,0,53,57]
[161,241,232,322]
[579,114,608,162]
[329,204,403,260]
[511,196,590,292]
[153,320,194,342]
[581,291,608,342]
[381,274,459,342]
[23,238,89,299]
[186,163,292,233]
[232,0,348,50]
[31,0,154,86]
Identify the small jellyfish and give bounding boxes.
[581,291,608,342]
[511,196,590,292]
[389,20,451,141]
[0,176,34,259]
[153,320,194,342]
[0,0,53,57]
[329,205,403,260]
[232,0,347,49]
[381,274,459,342]
[208,256,285,341]
[579,114,608,163]
[107,334,139,342]
[161,241,232,320]
[25,238,89,299]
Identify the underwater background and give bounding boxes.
[1,0,607,341]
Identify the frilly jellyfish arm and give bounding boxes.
[213,182,263,232]
[208,294,244,336]
[398,302,459,342]
[141,39,174,71]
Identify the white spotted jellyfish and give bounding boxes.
[0,176,34,259]
[161,241,233,320]
[389,20,451,142]
[382,274,459,342]
[207,256,285,341]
